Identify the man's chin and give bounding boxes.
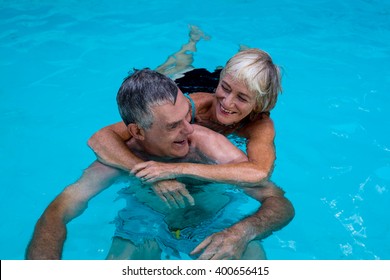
[171,145,190,158]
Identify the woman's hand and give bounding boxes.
[131,161,181,183]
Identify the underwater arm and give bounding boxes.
[192,181,295,259]
[26,162,123,259]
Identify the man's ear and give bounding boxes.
[127,123,145,140]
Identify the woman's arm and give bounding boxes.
[87,121,144,171]
[132,119,275,187]
[238,115,276,181]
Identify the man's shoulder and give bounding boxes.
[190,124,220,142]
[179,145,216,165]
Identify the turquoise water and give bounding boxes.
[0,0,389,260]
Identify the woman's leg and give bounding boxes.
[155,25,210,79]
[106,237,162,260]
[241,240,267,260]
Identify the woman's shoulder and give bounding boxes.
[189,92,214,112]
[190,91,214,100]
[190,124,213,138]
[190,124,225,145]
[238,113,275,138]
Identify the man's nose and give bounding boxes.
[183,120,194,135]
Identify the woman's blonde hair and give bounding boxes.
[220,48,282,119]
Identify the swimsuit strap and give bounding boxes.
[184,93,196,124]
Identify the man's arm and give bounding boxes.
[191,181,295,259]
[26,161,123,259]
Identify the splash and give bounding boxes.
[321,176,380,259]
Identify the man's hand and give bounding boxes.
[190,227,249,260]
[131,161,180,183]
[151,180,194,209]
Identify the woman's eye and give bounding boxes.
[221,85,230,91]
[238,95,248,102]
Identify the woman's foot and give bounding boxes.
[188,25,211,42]
[156,25,210,78]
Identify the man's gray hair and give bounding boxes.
[117,68,178,129]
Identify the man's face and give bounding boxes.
[142,89,194,159]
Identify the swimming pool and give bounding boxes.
[0,0,389,260]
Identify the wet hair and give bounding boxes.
[117,68,178,129]
[220,48,282,119]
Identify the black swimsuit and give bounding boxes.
[175,68,221,94]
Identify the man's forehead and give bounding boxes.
[151,91,189,124]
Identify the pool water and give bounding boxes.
[0,0,389,260]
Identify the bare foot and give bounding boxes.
[238,44,251,51]
[189,24,211,42]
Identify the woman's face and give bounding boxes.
[214,74,257,125]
